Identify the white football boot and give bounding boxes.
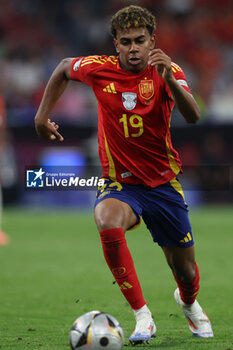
[174,288,214,338]
[129,305,156,345]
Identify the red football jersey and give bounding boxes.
[70,56,191,187]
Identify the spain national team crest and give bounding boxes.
[139,79,154,100]
[122,92,137,110]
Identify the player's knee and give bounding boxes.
[96,217,120,231]
[94,208,124,231]
[94,200,128,231]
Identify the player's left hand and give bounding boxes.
[148,49,173,82]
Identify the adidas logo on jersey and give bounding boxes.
[180,232,192,243]
[103,83,117,94]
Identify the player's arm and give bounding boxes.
[34,57,74,141]
[148,49,200,124]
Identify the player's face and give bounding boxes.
[114,27,155,73]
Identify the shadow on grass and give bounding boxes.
[125,336,189,349]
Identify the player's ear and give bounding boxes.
[150,32,156,50]
[114,39,120,54]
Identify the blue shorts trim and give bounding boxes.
[95,178,194,248]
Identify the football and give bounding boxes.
[70,311,124,350]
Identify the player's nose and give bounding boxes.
[129,41,138,52]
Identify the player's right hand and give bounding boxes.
[35,118,64,141]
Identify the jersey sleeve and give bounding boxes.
[70,55,108,88]
[165,62,191,98]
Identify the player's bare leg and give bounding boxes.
[94,197,136,232]
[162,246,196,283]
[162,246,213,337]
[95,198,156,345]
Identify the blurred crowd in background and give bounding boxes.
[1,0,233,125]
[0,0,233,208]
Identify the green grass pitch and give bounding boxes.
[0,206,233,349]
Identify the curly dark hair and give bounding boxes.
[110,5,156,39]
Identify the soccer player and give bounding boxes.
[34,5,214,344]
